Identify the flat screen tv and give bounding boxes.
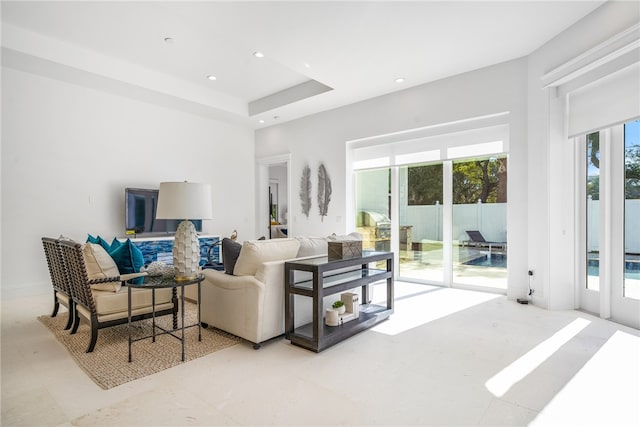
[125,188,202,235]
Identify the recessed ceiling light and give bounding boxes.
[253,51,265,58]
[258,119,265,124]
[394,77,405,83]
[163,37,175,44]
[304,62,311,69]
[206,75,217,81]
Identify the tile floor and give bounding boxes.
[2,282,639,426]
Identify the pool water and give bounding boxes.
[588,260,640,279]
[462,255,640,278]
[463,254,507,268]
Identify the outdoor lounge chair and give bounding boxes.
[465,230,506,251]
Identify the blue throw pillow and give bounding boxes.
[86,234,111,252]
[110,237,123,252]
[109,239,145,284]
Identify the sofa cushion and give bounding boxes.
[82,243,122,292]
[233,238,300,276]
[222,238,242,275]
[327,232,363,241]
[109,239,145,284]
[296,236,329,257]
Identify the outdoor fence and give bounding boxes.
[402,199,640,254]
[588,198,640,253]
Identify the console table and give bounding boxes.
[285,251,394,352]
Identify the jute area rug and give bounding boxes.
[38,301,241,389]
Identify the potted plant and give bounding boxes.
[332,300,345,314]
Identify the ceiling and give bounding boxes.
[1,1,605,128]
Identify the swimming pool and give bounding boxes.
[588,259,640,279]
[463,254,507,268]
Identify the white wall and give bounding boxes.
[1,67,255,292]
[526,0,640,309]
[256,58,529,300]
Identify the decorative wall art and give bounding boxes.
[299,163,312,218]
[317,162,332,222]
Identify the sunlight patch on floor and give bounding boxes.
[530,330,640,426]
[371,286,500,336]
[485,318,591,398]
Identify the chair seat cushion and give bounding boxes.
[92,287,173,316]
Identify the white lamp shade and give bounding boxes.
[156,182,213,220]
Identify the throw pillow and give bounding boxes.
[327,232,363,241]
[110,237,123,252]
[82,243,121,292]
[109,239,145,284]
[296,236,329,257]
[221,238,242,275]
[233,238,300,276]
[86,234,111,252]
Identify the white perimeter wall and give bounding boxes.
[527,0,639,309]
[256,58,529,300]
[1,67,255,293]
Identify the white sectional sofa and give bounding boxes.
[200,235,353,348]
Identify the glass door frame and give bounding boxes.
[575,123,639,328]
[360,156,508,294]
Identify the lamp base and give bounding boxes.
[173,220,200,280]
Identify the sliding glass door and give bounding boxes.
[355,168,390,252]
[452,157,508,289]
[399,163,444,283]
[579,119,639,328]
[586,132,601,291]
[355,155,508,291]
[623,120,640,300]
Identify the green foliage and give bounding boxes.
[586,131,640,200]
[332,300,344,309]
[407,164,442,205]
[626,144,640,199]
[407,157,507,205]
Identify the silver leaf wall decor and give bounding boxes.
[317,162,332,222]
[299,163,312,218]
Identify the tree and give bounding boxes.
[407,157,508,205]
[407,164,442,205]
[452,157,507,204]
[626,144,640,199]
[586,132,601,200]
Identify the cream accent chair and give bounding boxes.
[59,240,175,352]
[201,237,327,349]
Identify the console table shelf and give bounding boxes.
[285,251,394,352]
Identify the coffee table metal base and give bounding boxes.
[127,275,202,363]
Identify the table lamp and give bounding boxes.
[156,181,213,280]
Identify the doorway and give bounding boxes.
[257,154,291,240]
[577,119,640,329]
[354,155,508,292]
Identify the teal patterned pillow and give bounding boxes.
[109,239,144,284]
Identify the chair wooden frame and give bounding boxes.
[42,237,75,330]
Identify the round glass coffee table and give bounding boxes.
[125,274,204,362]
